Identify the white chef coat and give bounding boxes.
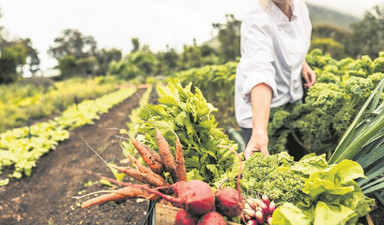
[235,0,312,129]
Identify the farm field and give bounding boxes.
[1,1,384,224]
[0,88,153,225]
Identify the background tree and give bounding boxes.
[21,38,40,74]
[48,29,98,78]
[349,4,384,58]
[212,14,241,62]
[48,29,97,60]
[155,44,180,75]
[0,42,28,83]
[128,50,158,76]
[131,37,140,53]
[58,55,76,79]
[179,39,203,70]
[95,48,122,75]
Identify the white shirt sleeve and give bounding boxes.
[238,14,278,103]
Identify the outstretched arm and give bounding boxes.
[243,83,272,160]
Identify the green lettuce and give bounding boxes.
[272,160,375,225]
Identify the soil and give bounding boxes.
[0,86,383,225]
[0,87,156,225]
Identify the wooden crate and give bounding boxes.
[154,203,240,225]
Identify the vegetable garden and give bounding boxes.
[0,50,384,224]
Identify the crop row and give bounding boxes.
[0,87,136,186]
[0,76,120,133]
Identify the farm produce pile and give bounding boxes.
[78,77,381,224]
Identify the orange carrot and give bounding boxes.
[81,186,159,208]
[114,166,169,187]
[156,129,178,183]
[175,135,187,182]
[127,154,166,185]
[128,134,164,174]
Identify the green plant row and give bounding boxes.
[0,87,136,186]
[0,76,120,133]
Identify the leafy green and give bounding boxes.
[242,152,329,206]
[272,160,375,225]
[131,78,237,184]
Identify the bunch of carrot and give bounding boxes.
[81,128,187,208]
[80,127,247,225]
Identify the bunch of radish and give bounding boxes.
[242,194,276,225]
[79,128,246,225]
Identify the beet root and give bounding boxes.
[175,180,215,216]
[197,211,227,225]
[175,209,199,225]
[215,186,244,217]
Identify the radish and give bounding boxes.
[255,210,264,224]
[215,145,245,217]
[243,208,256,219]
[268,201,276,214]
[197,211,227,225]
[175,209,199,225]
[254,198,269,215]
[267,215,273,225]
[247,220,258,225]
[262,194,270,206]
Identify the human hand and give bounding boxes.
[302,61,316,88]
[244,130,270,160]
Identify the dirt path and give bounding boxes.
[0,88,152,225]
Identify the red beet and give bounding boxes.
[128,180,215,216]
[215,145,245,217]
[197,211,227,225]
[175,209,198,225]
[215,187,244,217]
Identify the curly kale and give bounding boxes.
[268,50,383,156]
[242,152,329,206]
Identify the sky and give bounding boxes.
[0,0,383,72]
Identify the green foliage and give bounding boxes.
[272,160,375,225]
[309,38,345,59]
[58,55,77,78]
[171,61,238,128]
[130,79,237,184]
[242,152,329,206]
[128,50,159,76]
[107,60,143,80]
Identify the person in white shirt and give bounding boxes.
[235,0,316,160]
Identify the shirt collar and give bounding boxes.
[268,0,298,22]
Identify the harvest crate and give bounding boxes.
[147,201,240,225]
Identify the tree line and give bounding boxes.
[0,3,383,84]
